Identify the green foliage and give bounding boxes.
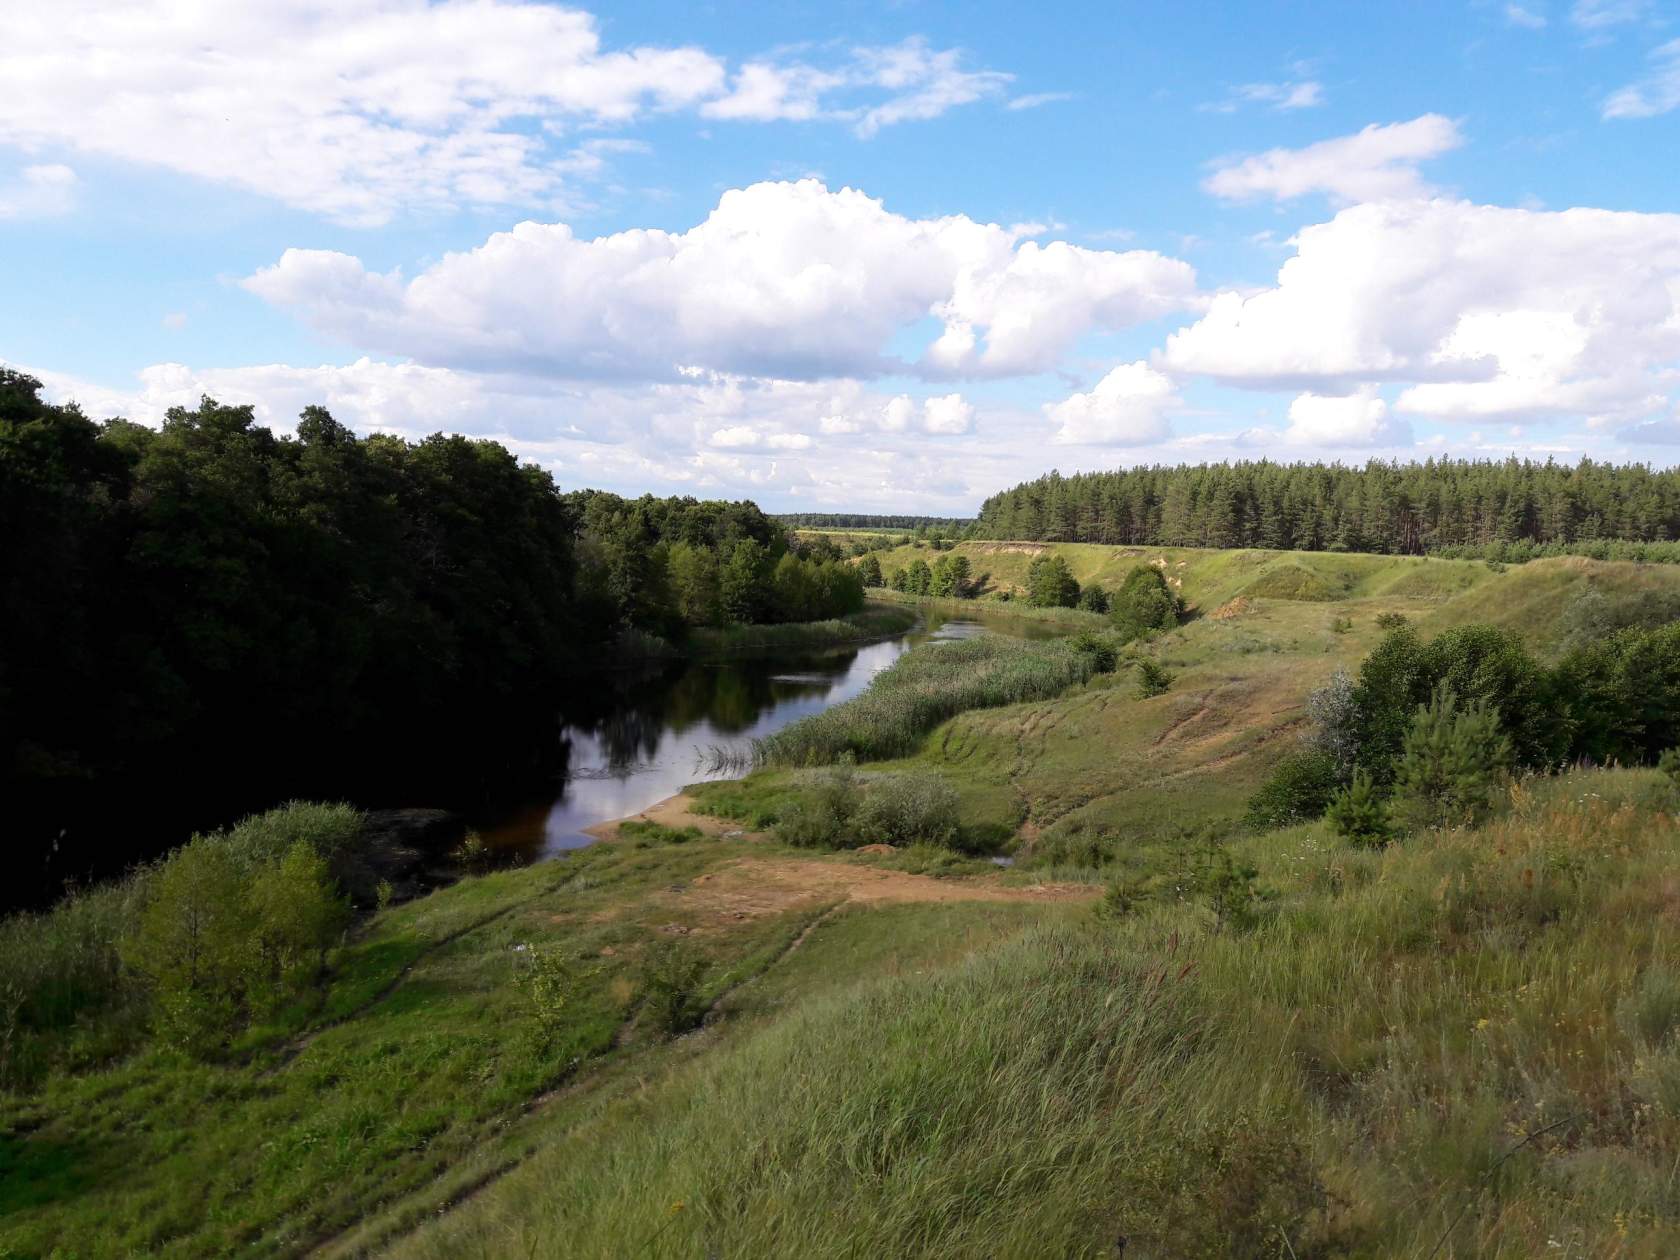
[618,820,704,845]
[719,538,772,624]
[1244,749,1340,831]
[928,552,972,598]
[1066,630,1121,674]
[1302,668,1360,773]
[774,767,959,850]
[855,553,883,588]
[1077,582,1110,613]
[1325,770,1391,847]
[1661,748,1680,785]
[519,943,581,1041]
[852,774,959,848]
[1134,657,1174,698]
[638,939,707,1038]
[100,807,357,1055]
[774,764,861,849]
[1109,565,1180,640]
[1392,683,1512,832]
[1352,623,1554,780]
[1024,553,1080,607]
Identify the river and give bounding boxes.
[476,610,1043,860]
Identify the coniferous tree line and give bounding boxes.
[976,460,1680,555]
[0,372,857,905]
[774,513,974,533]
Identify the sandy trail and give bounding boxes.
[588,794,1097,930]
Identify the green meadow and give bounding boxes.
[12,544,1680,1257]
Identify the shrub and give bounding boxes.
[122,839,252,1052]
[1178,843,1265,934]
[774,764,860,847]
[1328,614,1353,635]
[244,841,349,1011]
[1110,566,1180,641]
[1134,657,1174,699]
[639,939,707,1038]
[1661,748,1680,785]
[1077,583,1110,614]
[1067,630,1121,674]
[853,774,959,848]
[1374,611,1409,630]
[1302,668,1359,774]
[1391,683,1512,832]
[1244,749,1340,831]
[1325,770,1391,847]
[520,943,581,1041]
[1025,554,1080,608]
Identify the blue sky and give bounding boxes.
[6,0,1680,510]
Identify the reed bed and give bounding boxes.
[686,605,917,657]
[755,634,1101,765]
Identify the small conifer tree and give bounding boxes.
[1392,682,1511,831]
[1325,769,1391,847]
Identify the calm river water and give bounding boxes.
[477,611,1041,860]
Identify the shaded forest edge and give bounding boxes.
[0,373,867,908]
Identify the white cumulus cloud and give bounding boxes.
[246,179,1199,382]
[1284,388,1412,447]
[1204,115,1463,205]
[0,6,1012,225]
[1161,197,1680,424]
[1047,362,1178,445]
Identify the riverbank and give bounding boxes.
[613,604,920,663]
[865,587,1109,632]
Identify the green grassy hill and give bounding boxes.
[13,545,1680,1257]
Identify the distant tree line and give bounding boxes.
[976,460,1680,555]
[775,513,975,533]
[0,372,859,905]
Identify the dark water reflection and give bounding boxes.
[477,613,1038,860]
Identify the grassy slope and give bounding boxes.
[825,547,1680,858]
[0,838,1062,1259]
[395,769,1680,1258]
[17,545,1680,1256]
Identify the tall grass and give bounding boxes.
[869,586,1112,631]
[403,771,1680,1257]
[686,605,917,656]
[755,635,1104,765]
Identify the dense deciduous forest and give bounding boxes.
[976,461,1680,555]
[0,372,858,906]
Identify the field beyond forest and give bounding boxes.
[13,542,1680,1256]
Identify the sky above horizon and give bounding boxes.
[7,0,1680,513]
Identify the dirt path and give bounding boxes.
[668,856,1096,930]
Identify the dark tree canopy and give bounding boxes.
[0,374,861,906]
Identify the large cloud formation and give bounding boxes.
[245,179,1201,381]
[1162,197,1680,425]
[1,4,1011,225]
